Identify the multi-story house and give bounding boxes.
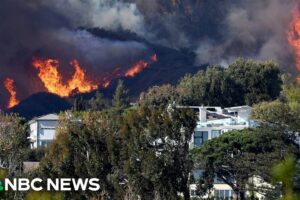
[189,106,253,148]
[28,114,59,149]
[176,105,254,199]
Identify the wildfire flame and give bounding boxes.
[68,60,98,93]
[125,54,157,77]
[32,58,98,97]
[0,53,157,109]
[288,3,300,82]
[4,78,19,108]
[125,61,149,77]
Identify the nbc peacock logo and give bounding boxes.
[0,180,4,191]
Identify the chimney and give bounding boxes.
[199,107,207,122]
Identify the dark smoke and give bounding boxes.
[134,0,295,69]
[0,0,297,108]
[0,0,150,108]
[194,0,295,68]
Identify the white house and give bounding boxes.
[189,105,253,148]
[176,105,254,199]
[28,114,59,149]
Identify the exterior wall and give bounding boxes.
[29,119,58,149]
[189,123,250,149]
[29,122,38,148]
[36,120,58,147]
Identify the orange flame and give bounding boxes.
[103,81,110,88]
[125,54,157,78]
[68,60,98,93]
[32,58,98,97]
[4,78,19,108]
[125,60,149,77]
[288,3,300,82]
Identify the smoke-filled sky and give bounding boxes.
[0,0,298,108]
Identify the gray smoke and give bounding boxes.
[0,0,150,107]
[0,0,298,108]
[194,0,295,69]
[41,0,147,35]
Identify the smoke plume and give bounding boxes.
[0,0,150,108]
[0,0,298,108]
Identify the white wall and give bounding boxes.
[29,122,38,148]
[38,120,58,140]
[29,120,58,148]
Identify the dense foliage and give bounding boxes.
[0,113,29,199]
[38,105,196,200]
[191,127,299,200]
[0,113,28,174]
[137,59,281,109]
[178,59,281,106]
[1,59,298,200]
[120,106,196,200]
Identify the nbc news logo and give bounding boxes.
[0,178,100,191]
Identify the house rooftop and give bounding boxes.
[224,106,252,112]
[29,113,59,124]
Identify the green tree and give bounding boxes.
[88,91,107,111]
[178,59,282,107]
[72,97,86,112]
[272,157,300,200]
[120,105,196,200]
[282,75,300,104]
[39,111,120,199]
[225,59,282,105]
[0,112,28,175]
[0,113,29,199]
[138,84,183,107]
[113,80,129,110]
[191,128,298,200]
[252,80,300,132]
[178,67,233,106]
[252,101,295,128]
[25,192,62,200]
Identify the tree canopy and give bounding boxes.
[178,59,282,107]
[38,105,196,200]
[191,127,299,200]
[252,81,300,132]
[119,105,196,200]
[113,80,130,110]
[39,111,120,199]
[0,113,28,175]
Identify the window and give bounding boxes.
[214,189,233,199]
[190,189,196,196]
[194,131,208,146]
[212,130,221,138]
[40,140,52,147]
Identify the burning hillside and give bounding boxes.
[1,54,157,109]
[32,58,98,97]
[32,55,156,97]
[288,2,300,82]
[1,0,300,110]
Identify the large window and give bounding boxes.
[214,189,233,199]
[40,140,52,147]
[194,131,208,146]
